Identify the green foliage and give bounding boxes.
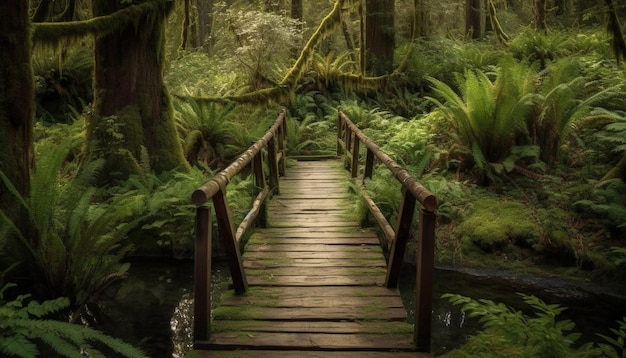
[0,285,146,358]
[110,167,208,258]
[427,57,537,184]
[597,316,626,358]
[0,142,138,307]
[573,179,626,232]
[441,293,607,358]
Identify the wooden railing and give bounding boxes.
[336,109,438,352]
[191,109,287,343]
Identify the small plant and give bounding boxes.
[0,283,146,358]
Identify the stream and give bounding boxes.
[96,258,626,357]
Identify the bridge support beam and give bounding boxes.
[415,209,436,352]
[194,206,212,342]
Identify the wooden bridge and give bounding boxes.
[187,110,437,357]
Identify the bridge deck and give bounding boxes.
[192,160,426,357]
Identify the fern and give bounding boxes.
[0,289,146,358]
[441,293,605,357]
[427,57,536,184]
[0,140,139,307]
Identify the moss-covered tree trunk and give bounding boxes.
[90,0,188,178]
[365,0,395,75]
[0,1,34,222]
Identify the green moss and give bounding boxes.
[212,306,263,320]
[456,198,539,252]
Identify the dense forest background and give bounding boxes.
[1,0,626,357]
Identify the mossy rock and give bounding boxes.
[455,198,539,252]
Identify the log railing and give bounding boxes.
[337,109,438,352]
[191,109,287,343]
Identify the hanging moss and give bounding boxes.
[32,0,170,43]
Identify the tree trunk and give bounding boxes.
[90,0,188,178]
[465,0,482,39]
[365,0,395,75]
[415,0,428,38]
[197,0,214,51]
[291,0,302,21]
[0,1,34,222]
[534,0,547,32]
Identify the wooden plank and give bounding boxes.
[219,286,401,298]
[203,332,414,351]
[245,267,387,277]
[212,307,407,321]
[246,275,385,286]
[253,229,379,238]
[243,251,382,260]
[247,237,380,245]
[188,351,430,358]
[209,321,412,334]
[220,295,405,309]
[244,259,386,268]
[245,244,381,252]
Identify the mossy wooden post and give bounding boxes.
[336,111,344,156]
[351,136,360,178]
[213,188,248,294]
[268,137,280,195]
[0,1,34,224]
[415,209,436,351]
[364,148,374,180]
[277,111,286,176]
[253,152,267,227]
[385,187,416,288]
[193,206,212,342]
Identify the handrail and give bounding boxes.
[191,109,287,344]
[337,109,437,352]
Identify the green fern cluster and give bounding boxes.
[0,284,146,358]
[441,293,626,358]
[427,57,537,184]
[174,99,252,167]
[0,141,138,307]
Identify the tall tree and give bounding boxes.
[196,0,214,50]
[534,0,547,32]
[0,1,34,222]
[365,0,395,75]
[90,0,189,178]
[465,0,482,39]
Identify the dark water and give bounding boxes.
[97,259,626,357]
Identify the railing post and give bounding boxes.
[268,137,280,195]
[253,152,267,228]
[351,137,360,178]
[337,113,343,156]
[277,112,286,176]
[385,187,416,288]
[415,209,436,352]
[213,188,248,294]
[364,148,374,180]
[193,206,212,343]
